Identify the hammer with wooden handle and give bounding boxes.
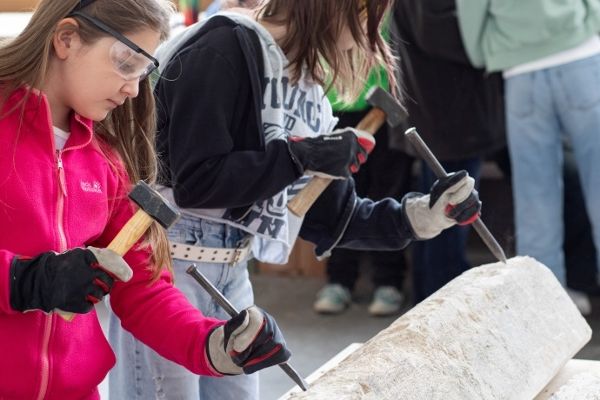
[58,181,181,321]
[287,87,407,217]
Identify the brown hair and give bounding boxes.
[256,0,397,101]
[0,0,175,280]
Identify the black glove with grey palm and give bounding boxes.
[402,170,481,240]
[10,247,133,314]
[206,305,291,375]
[287,128,376,179]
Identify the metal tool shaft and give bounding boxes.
[186,265,309,391]
[405,127,508,263]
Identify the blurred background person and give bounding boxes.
[391,0,505,303]
[204,0,260,18]
[456,0,600,314]
[179,0,200,25]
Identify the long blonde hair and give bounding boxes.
[257,0,397,102]
[0,0,175,280]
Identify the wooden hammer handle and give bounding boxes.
[57,209,155,321]
[106,209,155,256]
[287,108,387,217]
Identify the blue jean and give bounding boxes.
[505,53,600,285]
[412,158,482,303]
[108,215,258,400]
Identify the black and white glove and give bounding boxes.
[206,306,291,375]
[287,128,376,179]
[402,170,481,240]
[10,247,133,314]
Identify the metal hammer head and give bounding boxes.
[366,86,408,127]
[129,181,180,229]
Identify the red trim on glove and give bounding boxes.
[243,344,283,368]
[93,278,110,294]
[85,294,100,304]
[458,212,480,226]
[445,204,480,226]
[357,136,375,154]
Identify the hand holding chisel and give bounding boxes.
[404,127,507,263]
[186,265,309,391]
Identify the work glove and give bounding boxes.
[402,170,481,240]
[10,247,133,314]
[206,305,291,375]
[287,128,376,179]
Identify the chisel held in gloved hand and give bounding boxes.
[186,265,309,391]
[405,127,508,264]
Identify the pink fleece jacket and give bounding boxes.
[0,89,223,400]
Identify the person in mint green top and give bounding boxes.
[314,68,413,317]
[456,0,600,315]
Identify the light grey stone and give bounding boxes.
[286,257,591,400]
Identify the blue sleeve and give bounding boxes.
[299,179,415,257]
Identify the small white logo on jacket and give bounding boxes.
[80,181,102,194]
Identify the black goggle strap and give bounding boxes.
[72,0,98,12]
[68,10,159,71]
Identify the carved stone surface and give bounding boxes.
[287,257,592,400]
[548,373,600,399]
[536,359,600,399]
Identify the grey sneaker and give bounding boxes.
[369,286,404,317]
[313,284,352,314]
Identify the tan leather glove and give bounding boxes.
[402,170,481,240]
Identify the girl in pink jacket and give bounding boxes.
[0,0,290,399]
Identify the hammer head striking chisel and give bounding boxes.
[287,87,407,217]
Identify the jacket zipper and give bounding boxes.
[35,151,68,400]
[56,151,69,202]
[35,317,52,400]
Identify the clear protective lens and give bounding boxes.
[109,40,156,81]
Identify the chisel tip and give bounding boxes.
[280,362,309,391]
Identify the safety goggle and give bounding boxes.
[68,10,159,81]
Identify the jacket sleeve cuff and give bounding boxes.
[401,193,425,241]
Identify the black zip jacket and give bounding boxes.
[391,0,505,161]
[155,16,416,256]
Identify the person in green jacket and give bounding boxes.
[456,0,600,315]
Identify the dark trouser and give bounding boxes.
[563,148,598,293]
[412,157,482,303]
[326,110,413,292]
